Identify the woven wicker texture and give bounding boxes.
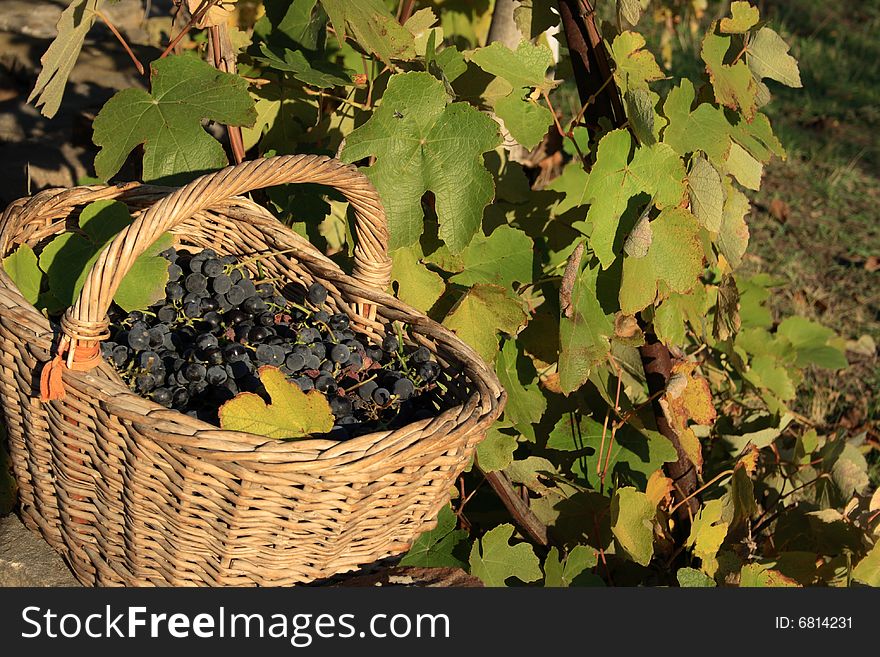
[0,155,505,586]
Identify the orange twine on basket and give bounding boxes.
[39,338,103,401]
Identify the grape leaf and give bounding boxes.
[619,207,704,314]
[543,545,597,587]
[218,366,334,438]
[584,130,687,268]
[495,340,547,441]
[573,425,677,491]
[443,284,527,363]
[676,567,716,587]
[724,142,763,190]
[114,232,175,313]
[852,543,880,587]
[746,28,802,88]
[390,244,445,313]
[701,29,758,119]
[341,72,501,252]
[610,31,664,92]
[610,487,655,566]
[719,2,760,34]
[256,44,352,88]
[718,180,751,267]
[546,413,604,451]
[255,0,325,51]
[470,41,555,93]
[776,316,848,370]
[476,427,519,472]
[470,41,555,149]
[547,161,590,216]
[739,563,800,587]
[558,259,613,394]
[37,200,171,311]
[686,499,729,576]
[662,79,733,165]
[625,88,664,146]
[28,0,102,118]
[617,0,650,28]
[730,112,785,163]
[399,505,468,569]
[449,225,533,289]
[3,244,41,305]
[93,55,256,183]
[468,523,542,587]
[320,0,416,63]
[688,157,724,232]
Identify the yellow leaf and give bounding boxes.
[646,470,674,507]
[219,366,334,439]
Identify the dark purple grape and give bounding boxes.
[307,282,328,305]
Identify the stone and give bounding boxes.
[0,513,79,586]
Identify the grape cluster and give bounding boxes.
[101,247,447,438]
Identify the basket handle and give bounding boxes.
[56,155,391,374]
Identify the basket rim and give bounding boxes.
[0,181,507,457]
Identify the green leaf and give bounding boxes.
[619,207,704,314]
[114,233,175,313]
[739,563,800,587]
[852,542,880,587]
[468,523,542,587]
[731,112,785,163]
[584,130,687,267]
[719,2,760,33]
[573,425,677,490]
[686,499,729,577]
[688,157,724,232]
[610,31,664,92]
[93,56,256,183]
[341,72,500,252]
[443,284,527,362]
[494,94,555,150]
[543,545,597,587]
[476,427,519,472]
[610,487,655,566]
[718,180,751,267]
[37,200,171,311]
[390,244,445,313]
[745,354,796,401]
[547,413,604,451]
[256,44,352,88]
[450,225,533,289]
[320,0,415,63]
[218,366,334,438]
[701,29,758,118]
[677,567,716,587]
[399,505,468,569]
[558,259,614,394]
[548,161,590,216]
[256,0,325,50]
[724,142,763,190]
[662,79,733,165]
[625,88,664,146]
[469,41,555,149]
[3,244,41,305]
[746,28,802,88]
[495,340,547,440]
[470,41,555,94]
[776,316,848,370]
[28,0,102,118]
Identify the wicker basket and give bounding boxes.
[0,155,505,586]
